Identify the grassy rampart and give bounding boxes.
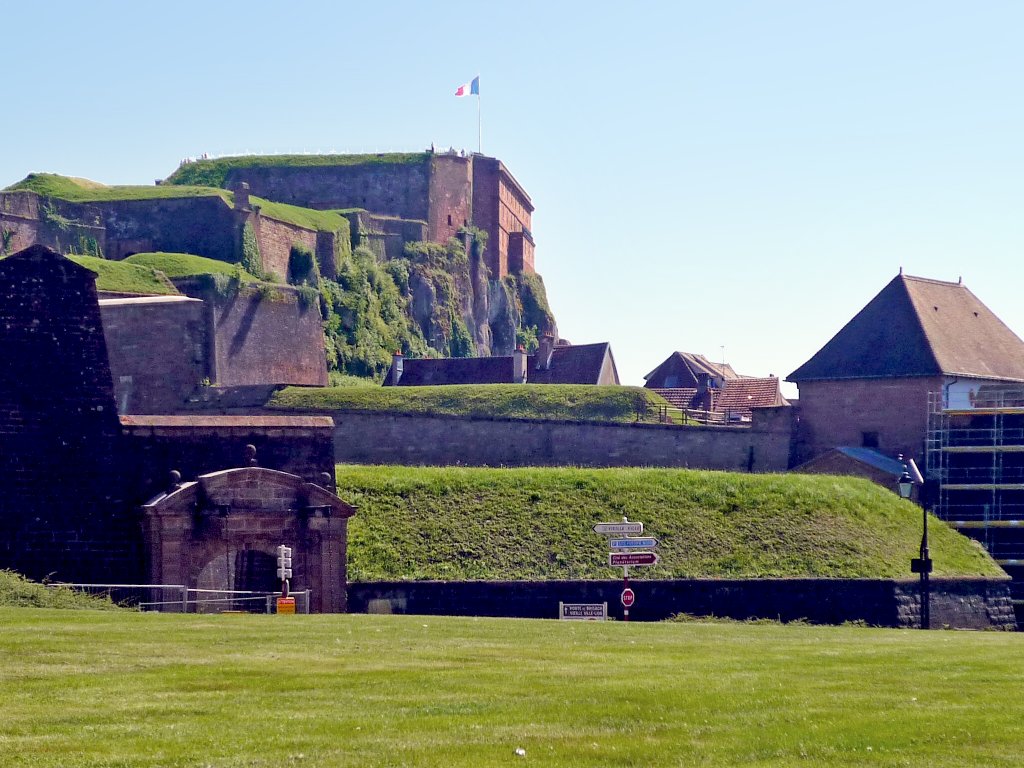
[165,152,430,188]
[271,384,660,422]
[124,252,260,282]
[5,173,229,203]
[69,255,179,295]
[339,465,1002,581]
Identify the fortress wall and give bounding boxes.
[0,248,139,583]
[322,406,793,470]
[349,577,1016,629]
[471,158,503,276]
[210,286,328,388]
[100,298,208,414]
[96,196,238,261]
[427,154,473,243]
[252,214,318,281]
[120,415,336,504]
[222,160,432,219]
[0,192,42,254]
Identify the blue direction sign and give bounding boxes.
[593,522,643,535]
[609,537,659,550]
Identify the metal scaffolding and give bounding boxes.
[928,388,1024,596]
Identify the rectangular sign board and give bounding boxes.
[609,537,658,550]
[593,522,644,535]
[276,597,296,614]
[609,552,659,567]
[559,602,608,621]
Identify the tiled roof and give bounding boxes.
[651,388,697,409]
[789,274,1024,382]
[714,378,788,413]
[652,378,786,417]
[383,342,616,386]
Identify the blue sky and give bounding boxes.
[5,1,1023,393]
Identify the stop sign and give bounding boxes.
[621,588,635,608]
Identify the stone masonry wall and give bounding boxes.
[794,377,943,467]
[320,406,794,470]
[88,196,238,261]
[427,154,473,244]
[252,213,318,282]
[219,159,433,219]
[0,247,138,583]
[100,297,208,414]
[120,415,337,506]
[349,576,1015,629]
[208,284,328,388]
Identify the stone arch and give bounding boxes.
[142,467,355,612]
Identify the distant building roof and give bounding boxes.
[384,342,618,387]
[643,352,739,389]
[651,377,787,419]
[789,274,1024,383]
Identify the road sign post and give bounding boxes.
[595,517,660,621]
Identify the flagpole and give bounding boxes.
[477,77,482,154]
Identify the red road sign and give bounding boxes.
[621,588,635,608]
[609,552,659,567]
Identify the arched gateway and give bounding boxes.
[141,467,355,612]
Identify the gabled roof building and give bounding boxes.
[383,338,619,387]
[788,273,1024,467]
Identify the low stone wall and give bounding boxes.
[348,577,1016,629]
[327,407,793,470]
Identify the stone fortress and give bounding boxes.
[0,150,554,411]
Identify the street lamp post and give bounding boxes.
[899,465,932,629]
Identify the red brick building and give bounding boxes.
[788,273,1024,468]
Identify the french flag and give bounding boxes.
[455,76,480,97]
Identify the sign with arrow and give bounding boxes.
[593,522,644,535]
[609,537,658,550]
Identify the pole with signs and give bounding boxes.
[594,516,658,621]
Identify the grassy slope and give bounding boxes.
[67,255,179,295]
[251,196,352,233]
[6,172,229,202]
[339,465,1002,581]
[271,383,661,422]
[2,610,1024,767]
[124,252,261,282]
[165,152,429,188]
[0,571,120,610]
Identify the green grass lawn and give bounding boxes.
[271,383,661,423]
[68,254,180,295]
[3,609,1023,767]
[340,466,1001,581]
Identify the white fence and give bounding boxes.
[50,583,311,613]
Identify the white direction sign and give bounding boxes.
[593,522,643,536]
[609,537,658,550]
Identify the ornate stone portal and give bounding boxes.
[141,465,355,613]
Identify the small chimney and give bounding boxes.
[536,334,556,371]
[390,351,404,385]
[233,182,251,211]
[513,346,528,384]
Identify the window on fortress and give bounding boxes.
[448,214,452,226]
[862,431,879,449]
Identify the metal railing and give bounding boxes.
[635,403,750,427]
[50,583,312,614]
